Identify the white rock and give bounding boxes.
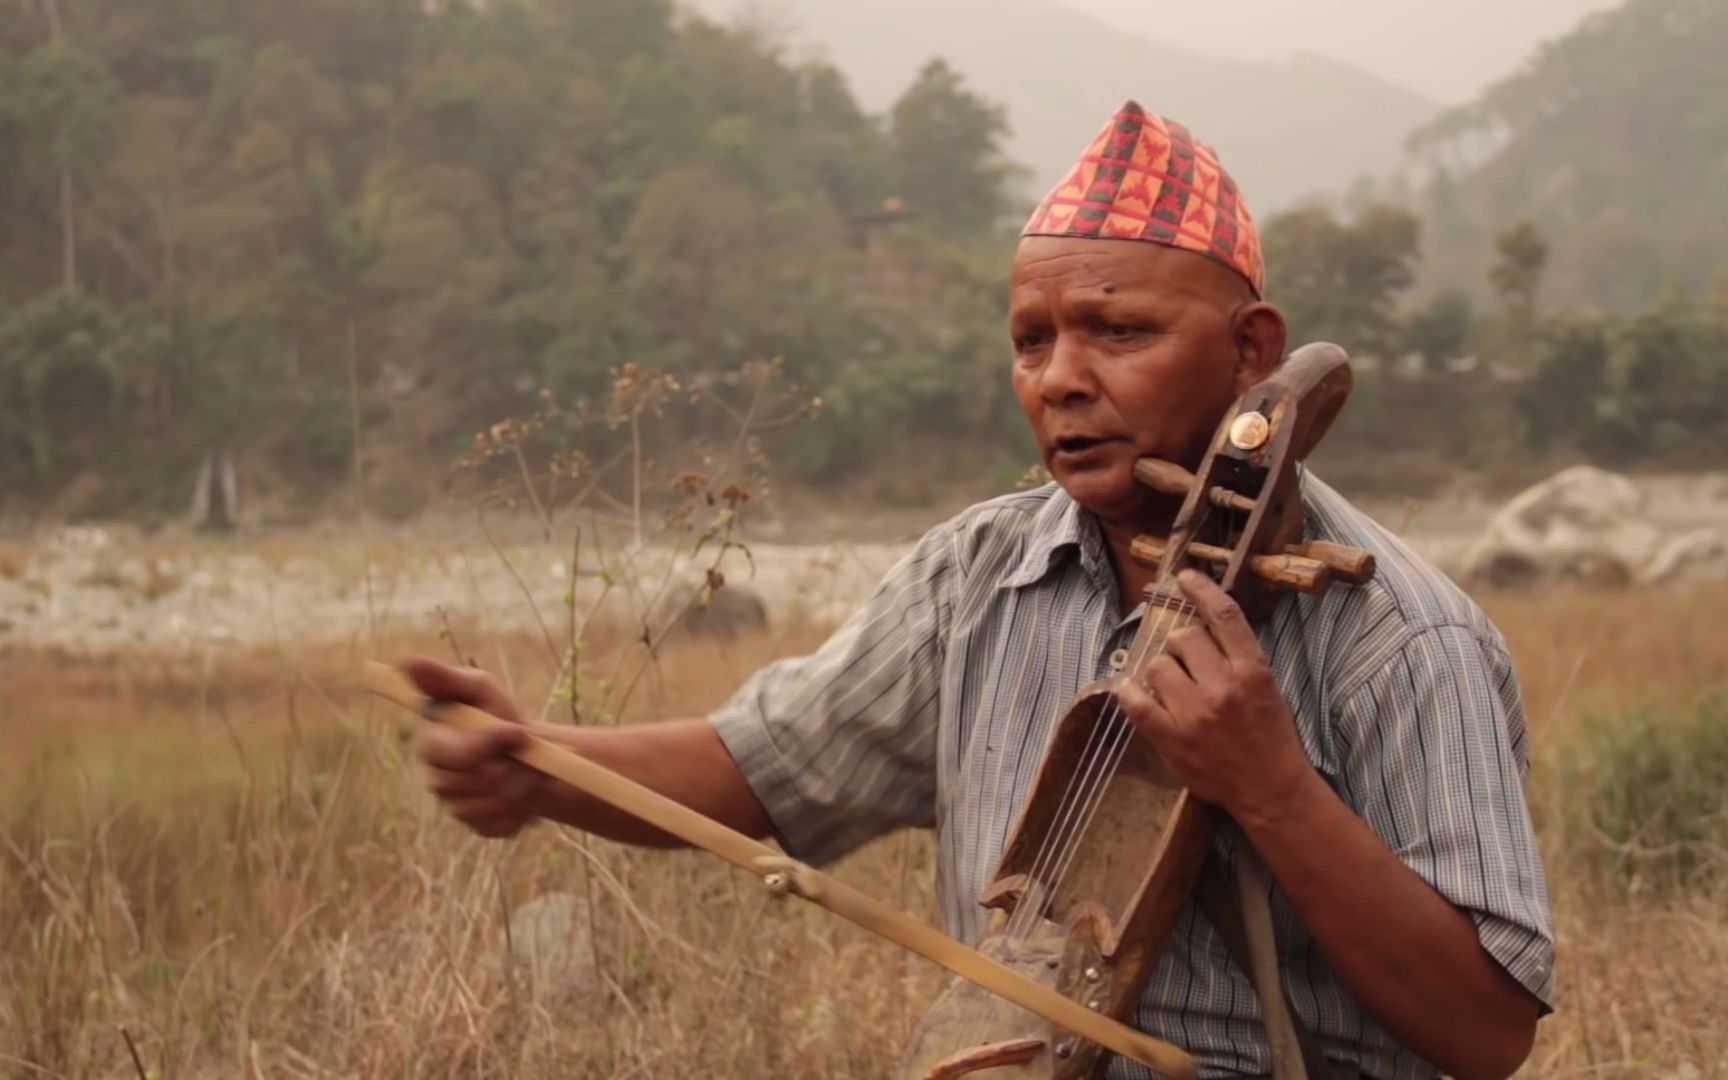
[1641,529,1728,586]
[45,525,114,556]
[504,892,611,1000]
[1462,466,1662,589]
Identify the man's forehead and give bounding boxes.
[1010,237,1238,303]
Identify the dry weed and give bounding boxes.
[2,587,1725,1077]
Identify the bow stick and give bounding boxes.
[362,661,1197,1080]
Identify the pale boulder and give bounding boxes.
[504,891,614,1001]
[1462,466,1663,589]
[646,579,769,643]
[1640,529,1728,586]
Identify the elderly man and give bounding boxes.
[408,102,1553,1079]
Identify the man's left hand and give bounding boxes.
[1115,569,1315,821]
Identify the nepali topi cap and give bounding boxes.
[1022,100,1265,297]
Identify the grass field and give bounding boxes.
[3,583,1726,1078]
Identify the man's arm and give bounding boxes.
[409,513,955,858]
[1231,765,1540,1079]
[1117,571,1545,1080]
[405,658,772,846]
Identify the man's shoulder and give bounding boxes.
[1301,475,1510,692]
[913,483,1068,552]
[946,483,1064,525]
[905,484,1072,590]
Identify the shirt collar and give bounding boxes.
[999,484,1115,591]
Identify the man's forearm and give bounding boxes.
[1235,768,1541,1080]
[526,719,773,847]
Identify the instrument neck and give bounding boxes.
[1126,585,1200,675]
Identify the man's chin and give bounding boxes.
[1050,469,1138,522]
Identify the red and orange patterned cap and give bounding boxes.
[1021,100,1265,297]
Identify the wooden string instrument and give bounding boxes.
[897,342,1375,1080]
[362,342,1374,1080]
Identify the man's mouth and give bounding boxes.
[1050,433,1119,459]
[1052,434,1120,458]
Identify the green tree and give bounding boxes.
[1261,203,1421,358]
[1404,291,1476,365]
[18,40,116,291]
[1520,314,1612,451]
[888,59,1017,234]
[1490,221,1549,369]
[0,292,122,478]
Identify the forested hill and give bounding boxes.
[1412,0,1728,311]
[689,0,1440,214]
[0,0,1030,520]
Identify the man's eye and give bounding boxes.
[1014,332,1053,353]
[1100,322,1142,339]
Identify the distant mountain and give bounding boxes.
[1410,0,1728,311]
[1062,0,1621,104]
[684,0,1440,214]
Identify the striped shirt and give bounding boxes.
[711,476,1554,1079]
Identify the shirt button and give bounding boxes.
[1108,648,1130,672]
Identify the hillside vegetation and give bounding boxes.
[0,0,1024,520]
[3,0,1726,525]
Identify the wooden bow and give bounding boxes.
[361,662,1199,1080]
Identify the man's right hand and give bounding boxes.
[401,656,546,838]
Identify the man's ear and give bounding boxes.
[1232,302,1288,393]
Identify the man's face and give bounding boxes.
[1009,236,1262,526]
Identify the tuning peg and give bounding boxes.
[1133,458,1198,497]
[1129,535,1329,593]
[1286,541,1376,586]
[1133,458,1254,515]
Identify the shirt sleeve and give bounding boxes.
[708,522,956,867]
[1331,623,1557,1008]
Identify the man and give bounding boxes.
[408,102,1553,1079]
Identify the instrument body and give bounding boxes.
[901,344,1372,1080]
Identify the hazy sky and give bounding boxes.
[1065,0,1621,102]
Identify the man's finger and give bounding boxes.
[447,799,527,838]
[1175,570,1260,659]
[426,765,495,799]
[498,763,542,807]
[416,722,528,771]
[1115,675,1173,735]
[398,655,523,723]
[1163,623,1229,685]
[1140,653,1202,717]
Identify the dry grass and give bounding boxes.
[0,544,26,581]
[3,585,1726,1078]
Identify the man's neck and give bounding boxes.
[1095,498,1182,616]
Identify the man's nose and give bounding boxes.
[1040,336,1097,404]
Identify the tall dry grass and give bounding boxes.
[3,585,1726,1078]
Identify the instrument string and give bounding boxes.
[999,544,1196,945]
[1002,594,1175,946]
[1025,594,1197,933]
[999,587,1180,944]
[999,511,1211,946]
[996,596,1157,944]
[998,594,1181,946]
[1035,480,1268,959]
